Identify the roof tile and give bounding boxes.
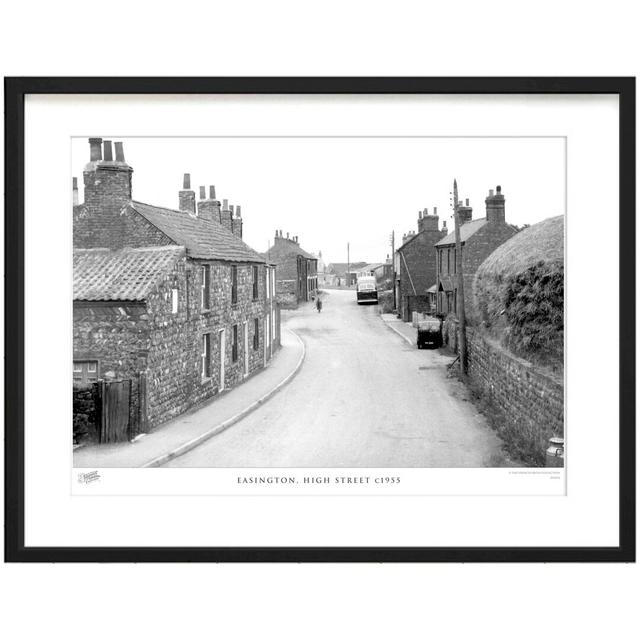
[129,201,265,263]
[74,246,185,301]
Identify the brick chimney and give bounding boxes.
[179,173,196,215]
[82,137,133,229]
[458,198,473,224]
[221,199,233,233]
[72,177,79,206]
[197,184,220,222]
[418,206,440,233]
[485,185,506,223]
[232,204,243,238]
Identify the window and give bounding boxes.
[447,249,451,274]
[453,248,457,274]
[252,265,259,300]
[271,268,275,298]
[232,325,239,362]
[172,288,179,314]
[201,333,211,379]
[231,265,238,304]
[253,318,260,350]
[73,360,99,385]
[201,265,210,311]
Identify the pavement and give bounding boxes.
[166,289,503,468]
[379,313,417,346]
[73,327,305,468]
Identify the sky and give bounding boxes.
[72,136,565,265]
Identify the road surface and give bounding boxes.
[166,289,503,467]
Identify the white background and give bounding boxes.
[1,2,638,639]
[30,94,601,541]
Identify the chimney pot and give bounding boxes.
[209,185,216,200]
[236,205,241,217]
[230,205,234,215]
[489,189,494,197]
[286,232,290,239]
[223,199,228,209]
[465,198,469,206]
[89,137,103,161]
[103,140,113,162]
[72,177,79,206]
[72,177,78,190]
[114,141,125,162]
[199,186,206,200]
[434,206,438,214]
[496,185,502,194]
[183,173,191,189]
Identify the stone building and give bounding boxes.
[263,231,318,308]
[395,207,447,321]
[435,186,517,317]
[73,137,280,433]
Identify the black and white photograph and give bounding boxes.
[71,135,565,472]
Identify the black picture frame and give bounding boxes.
[4,76,635,563]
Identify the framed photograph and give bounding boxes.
[5,77,635,562]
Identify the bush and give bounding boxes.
[503,261,564,365]
[377,290,394,313]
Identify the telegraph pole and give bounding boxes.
[452,179,468,376]
[390,230,396,310]
[347,242,350,287]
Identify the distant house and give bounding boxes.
[356,260,393,290]
[435,186,517,317]
[327,262,367,286]
[264,231,318,308]
[73,137,279,434]
[315,250,331,287]
[395,208,447,321]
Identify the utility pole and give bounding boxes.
[390,230,396,310]
[347,242,350,287]
[452,179,468,376]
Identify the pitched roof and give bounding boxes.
[327,262,368,275]
[74,246,185,301]
[435,218,488,247]
[128,201,265,263]
[263,238,317,262]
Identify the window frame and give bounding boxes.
[231,265,238,305]
[201,264,211,311]
[252,265,259,301]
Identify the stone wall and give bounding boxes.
[466,327,564,462]
[74,256,278,431]
[276,280,299,309]
[142,258,276,427]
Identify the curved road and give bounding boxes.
[166,289,502,467]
